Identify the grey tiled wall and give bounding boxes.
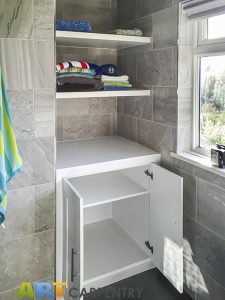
[57,97,117,141]
[56,46,117,141]
[117,1,225,299]
[0,1,55,298]
[56,0,117,33]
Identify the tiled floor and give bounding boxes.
[85,269,193,300]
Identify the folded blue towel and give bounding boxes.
[56,19,92,32]
[104,86,131,91]
[88,64,118,76]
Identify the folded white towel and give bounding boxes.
[101,75,129,82]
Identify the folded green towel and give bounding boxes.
[104,82,132,87]
[103,81,129,85]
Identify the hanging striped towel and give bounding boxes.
[0,67,23,225]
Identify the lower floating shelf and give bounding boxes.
[56,89,151,99]
[83,219,150,283]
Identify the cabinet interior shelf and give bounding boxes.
[56,89,151,99]
[56,30,151,49]
[67,171,148,208]
[84,219,149,282]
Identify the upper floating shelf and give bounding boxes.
[56,89,151,99]
[56,31,151,49]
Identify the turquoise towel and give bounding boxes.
[0,67,23,225]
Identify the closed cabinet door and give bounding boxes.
[63,179,84,300]
[145,164,183,293]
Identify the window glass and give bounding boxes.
[207,14,225,39]
[200,55,225,148]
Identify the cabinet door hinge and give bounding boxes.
[145,169,153,180]
[145,241,154,254]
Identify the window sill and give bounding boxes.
[170,151,225,178]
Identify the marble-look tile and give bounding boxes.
[56,117,63,141]
[0,39,54,89]
[0,230,54,293]
[117,53,136,86]
[35,89,55,138]
[137,119,173,154]
[63,114,115,140]
[194,167,225,191]
[0,0,32,39]
[117,113,137,141]
[0,187,35,243]
[196,271,225,300]
[7,90,33,111]
[123,43,152,56]
[184,216,225,290]
[117,97,124,114]
[172,0,183,5]
[172,127,177,152]
[35,121,55,139]
[197,179,225,240]
[8,137,54,189]
[56,47,117,66]
[0,288,17,300]
[33,0,55,40]
[35,183,55,233]
[152,6,178,49]
[7,90,34,139]
[62,0,114,32]
[137,0,172,17]
[122,14,152,39]
[153,87,177,127]
[21,230,55,282]
[33,137,54,185]
[183,238,197,299]
[110,0,118,30]
[124,96,152,120]
[172,157,195,176]
[57,97,116,118]
[136,48,173,87]
[117,0,136,26]
[175,169,197,219]
[11,109,34,140]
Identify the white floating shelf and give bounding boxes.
[56,136,160,172]
[56,31,151,49]
[56,89,151,99]
[67,171,148,208]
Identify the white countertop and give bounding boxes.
[56,136,160,176]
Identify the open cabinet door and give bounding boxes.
[63,179,83,300]
[149,164,183,293]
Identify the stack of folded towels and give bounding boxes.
[56,61,103,92]
[56,61,132,92]
[100,75,132,91]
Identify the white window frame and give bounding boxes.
[192,17,225,156]
[198,18,225,47]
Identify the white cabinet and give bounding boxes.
[62,163,183,299]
